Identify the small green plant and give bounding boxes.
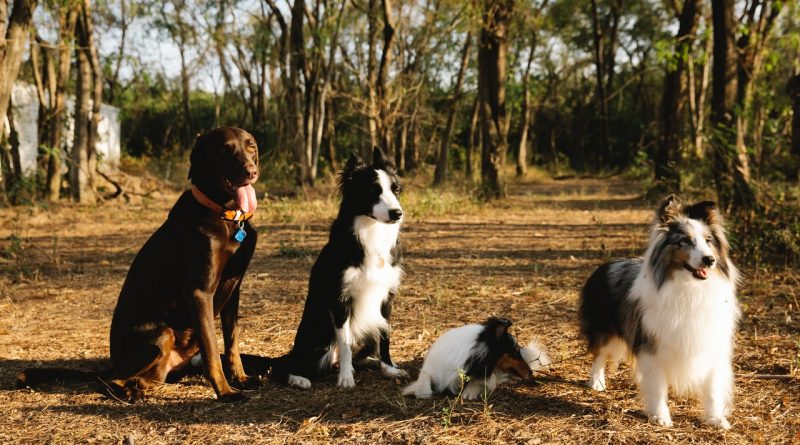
[441,368,470,429]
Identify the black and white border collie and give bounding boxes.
[403,317,549,400]
[258,147,406,388]
[579,195,740,429]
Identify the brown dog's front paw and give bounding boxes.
[217,390,248,403]
[231,375,261,390]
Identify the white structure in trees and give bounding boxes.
[7,83,121,175]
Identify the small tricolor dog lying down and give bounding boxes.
[579,195,740,429]
[403,317,549,400]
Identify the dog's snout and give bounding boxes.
[388,208,403,221]
[246,164,258,180]
[702,255,716,267]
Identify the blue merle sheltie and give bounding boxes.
[239,147,406,388]
[579,195,740,429]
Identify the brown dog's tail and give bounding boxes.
[16,367,111,388]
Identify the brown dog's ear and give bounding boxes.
[684,200,717,223]
[656,194,682,224]
[187,133,206,180]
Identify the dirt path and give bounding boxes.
[1,177,797,444]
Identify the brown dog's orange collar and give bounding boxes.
[191,186,254,222]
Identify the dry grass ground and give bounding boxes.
[0,176,798,444]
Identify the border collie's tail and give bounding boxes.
[16,367,110,389]
[239,354,275,376]
[402,371,434,398]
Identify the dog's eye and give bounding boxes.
[678,236,691,245]
[391,183,402,194]
[222,143,237,156]
[705,235,713,243]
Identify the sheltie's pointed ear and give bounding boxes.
[485,317,513,339]
[372,146,388,170]
[685,200,718,223]
[656,194,682,224]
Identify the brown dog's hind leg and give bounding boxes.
[104,328,176,403]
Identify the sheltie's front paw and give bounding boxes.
[587,377,606,391]
[337,372,356,388]
[461,385,482,400]
[288,374,311,389]
[380,363,408,379]
[705,417,731,430]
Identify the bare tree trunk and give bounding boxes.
[288,0,309,184]
[589,0,610,165]
[405,104,420,172]
[516,39,535,178]
[711,0,755,211]
[654,0,700,193]
[688,26,712,156]
[478,0,512,199]
[322,95,337,174]
[0,0,38,195]
[466,96,480,182]
[107,0,129,104]
[71,46,93,203]
[366,0,379,150]
[376,0,397,156]
[81,0,104,184]
[434,32,471,186]
[789,73,800,181]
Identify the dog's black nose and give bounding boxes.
[246,164,258,180]
[388,209,403,221]
[702,256,716,267]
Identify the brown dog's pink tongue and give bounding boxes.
[235,184,257,213]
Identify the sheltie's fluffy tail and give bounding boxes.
[520,339,550,372]
[402,371,434,399]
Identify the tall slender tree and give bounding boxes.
[654,0,700,192]
[478,0,513,199]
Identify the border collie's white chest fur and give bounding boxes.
[341,215,403,342]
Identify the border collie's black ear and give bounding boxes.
[485,317,513,339]
[345,153,364,173]
[685,201,717,223]
[372,146,388,170]
[656,194,682,224]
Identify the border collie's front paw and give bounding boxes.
[705,417,731,430]
[337,372,356,388]
[288,374,311,389]
[649,414,673,427]
[380,363,408,379]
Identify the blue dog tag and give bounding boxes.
[234,222,246,242]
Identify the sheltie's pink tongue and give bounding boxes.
[235,184,258,213]
[694,268,709,280]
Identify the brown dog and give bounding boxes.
[18,127,260,403]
